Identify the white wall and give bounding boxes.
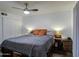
[0,16,2,44]
[3,13,22,39]
[22,11,73,38]
[0,12,23,44]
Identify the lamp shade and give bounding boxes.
[54,31,62,38]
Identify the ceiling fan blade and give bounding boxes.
[28,9,39,11]
[12,7,24,10]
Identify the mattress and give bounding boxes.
[1,34,53,57]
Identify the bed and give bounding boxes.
[1,29,54,57]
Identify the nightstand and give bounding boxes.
[53,38,63,53]
[53,37,72,56]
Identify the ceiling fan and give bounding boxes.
[12,3,39,14]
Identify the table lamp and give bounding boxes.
[54,31,62,38]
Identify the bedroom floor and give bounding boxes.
[0,48,72,57]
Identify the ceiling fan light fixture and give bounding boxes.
[24,10,30,14]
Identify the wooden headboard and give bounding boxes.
[31,29,47,36]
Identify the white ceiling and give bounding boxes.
[0,1,76,16]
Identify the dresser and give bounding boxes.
[63,39,72,51]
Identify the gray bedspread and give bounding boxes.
[1,34,53,57]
